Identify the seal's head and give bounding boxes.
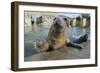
[53,16,68,33]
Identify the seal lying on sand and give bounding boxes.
[35,16,88,52]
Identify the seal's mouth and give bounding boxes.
[54,21,65,33]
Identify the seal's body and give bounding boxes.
[35,16,87,52]
[47,17,69,50]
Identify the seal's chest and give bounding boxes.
[51,37,66,45]
[48,38,66,49]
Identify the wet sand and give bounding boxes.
[24,40,90,61]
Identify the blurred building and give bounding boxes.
[24,11,58,28]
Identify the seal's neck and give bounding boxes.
[54,31,65,38]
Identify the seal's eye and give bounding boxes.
[53,17,58,25]
[53,17,56,21]
[63,18,69,27]
[53,17,57,25]
[63,18,68,23]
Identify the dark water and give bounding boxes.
[24,24,90,61]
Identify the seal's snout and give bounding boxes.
[55,21,62,28]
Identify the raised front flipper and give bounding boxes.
[73,34,88,44]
